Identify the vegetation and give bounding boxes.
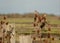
[0,13,60,43]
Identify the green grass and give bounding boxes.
[0,15,60,43]
[0,17,60,34]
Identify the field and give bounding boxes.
[0,14,60,43]
[4,16,60,34]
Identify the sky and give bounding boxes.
[0,0,60,15]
